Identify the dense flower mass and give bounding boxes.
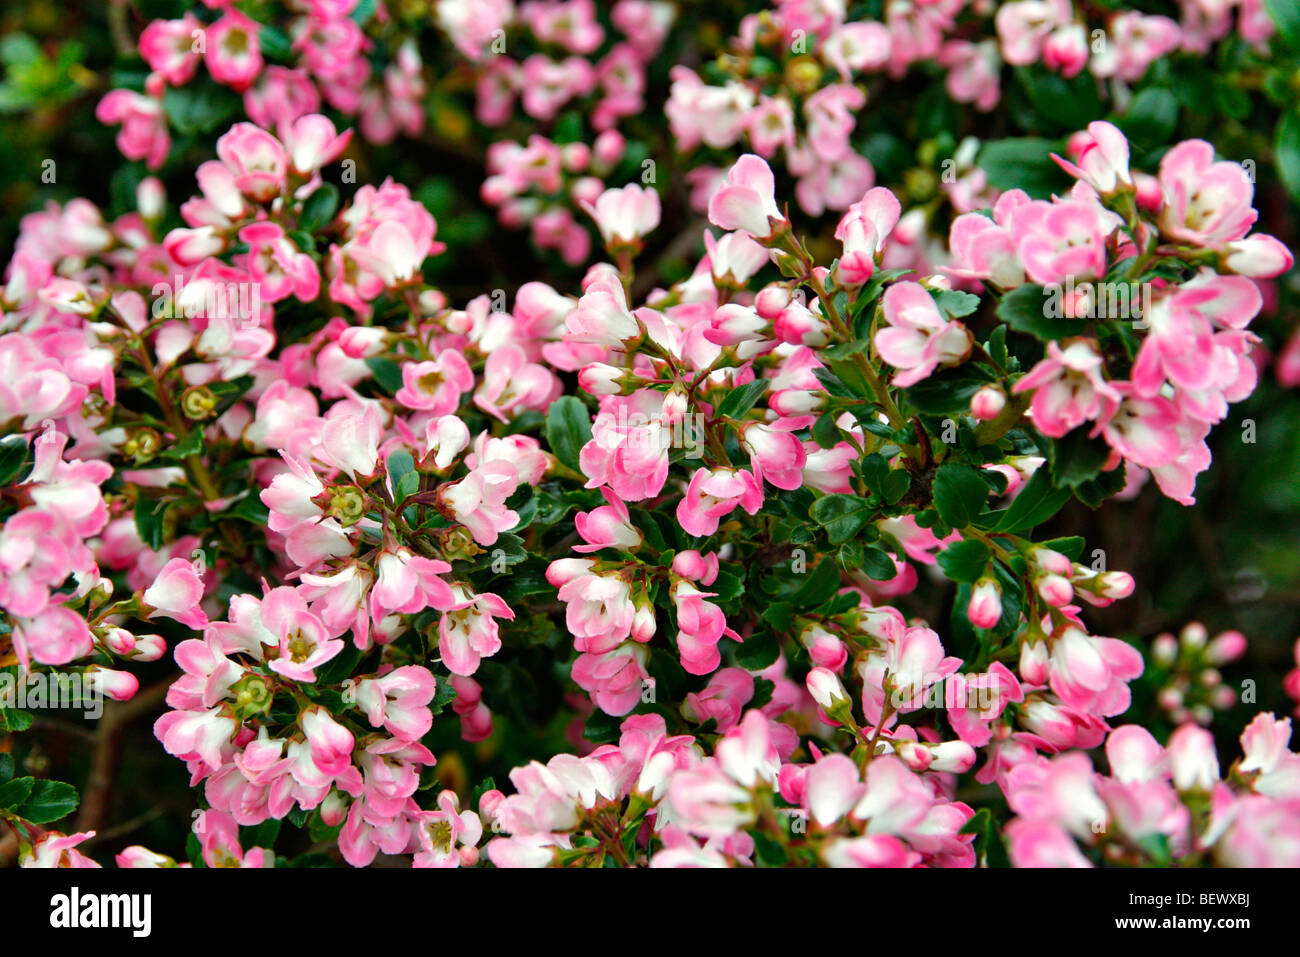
[1,0,1298,871]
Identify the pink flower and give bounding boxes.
[676,467,764,538]
[707,154,786,239]
[205,10,264,92]
[280,114,353,176]
[874,281,973,387]
[441,460,521,546]
[1013,340,1121,438]
[142,557,209,630]
[1158,139,1257,248]
[683,668,755,732]
[474,345,560,422]
[261,587,344,682]
[370,548,456,619]
[579,395,672,501]
[946,190,1030,289]
[574,487,642,553]
[1053,121,1132,196]
[1167,724,1220,790]
[396,350,475,413]
[139,15,203,85]
[572,645,648,716]
[672,580,739,676]
[738,422,806,491]
[438,585,514,676]
[317,403,384,481]
[413,791,483,868]
[20,831,101,869]
[302,706,356,778]
[1048,623,1144,716]
[1013,198,1110,286]
[154,705,236,771]
[215,123,288,203]
[833,187,901,286]
[96,81,171,171]
[356,665,437,740]
[11,605,94,670]
[581,184,661,249]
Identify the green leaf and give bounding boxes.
[882,469,911,505]
[0,753,11,782]
[0,435,31,484]
[936,539,992,583]
[387,449,416,502]
[545,396,593,472]
[960,807,1010,868]
[1121,87,1179,150]
[994,468,1072,533]
[711,566,745,602]
[715,379,769,420]
[978,138,1071,198]
[13,779,78,824]
[933,289,981,319]
[1050,427,1110,488]
[859,545,899,581]
[1265,0,1300,49]
[997,284,1078,342]
[241,818,282,850]
[299,184,339,232]
[809,493,874,545]
[904,364,996,415]
[792,558,843,607]
[0,707,33,733]
[811,412,842,449]
[932,463,990,530]
[1026,69,1103,133]
[760,601,795,632]
[160,427,205,461]
[163,81,238,136]
[365,357,405,396]
[583,709,623,745]
[1074,462,1127,508]
[227,493,269,525]
[134,495,169,551]
[734,631,780,670]
[258,25,293,61]
[0,776,35,810]
[1275,112,1300,205]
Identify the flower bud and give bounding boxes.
[970,385,1006,421]
[1152,633,1178,667]
[806,667,849,715]
[1206,630,1247,665]
[1020,638,1049,686]
[967,577,1002,629]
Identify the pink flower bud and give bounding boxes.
[1036,573,1074,607]
[967,578,1002,629]
[1097,570,1134,599]
[970,385,1006,421]
[1020,638,1049,685]
[132,635,167,662]
[1206,630,1247,665]
[87,667,139,702]
[806,667,848,711]
[1151,634,1178,667]
[754,284,792,319]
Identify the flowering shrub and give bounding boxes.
[2,0,1299,870]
